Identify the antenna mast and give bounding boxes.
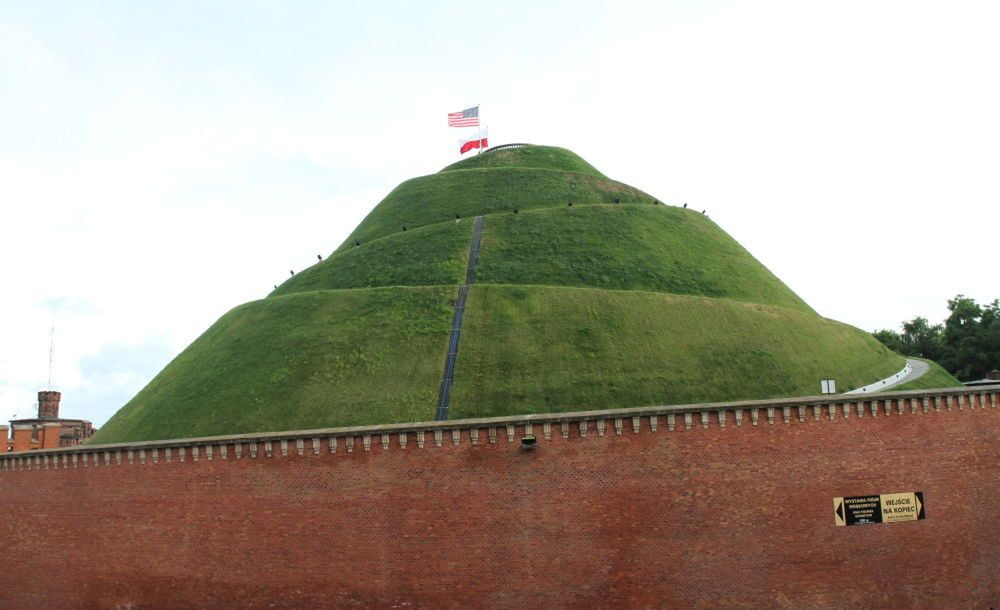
[47,305,56,388]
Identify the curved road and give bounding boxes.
[845,358,929,394]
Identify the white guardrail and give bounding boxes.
[845,362,913,394]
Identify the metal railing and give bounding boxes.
[482,143,532,154]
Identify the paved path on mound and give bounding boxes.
[435,215,485,421]
[845,358,929,394]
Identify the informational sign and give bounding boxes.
[833,492,925,526]
[820,379,837,394]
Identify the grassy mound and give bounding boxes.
[449,285,905,419]
[89,287,455,443]
[337,168,653,251]
[477,205,814,312]
[92,144,956,444]
[440,145,606,178]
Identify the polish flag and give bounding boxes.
[460,130,488,154]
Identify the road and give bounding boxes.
[845,358,929,394]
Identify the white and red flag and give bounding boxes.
[459,130,488,154]
[448,106,480,127]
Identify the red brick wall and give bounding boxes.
[11,426,34,452]
[1,398,997,609]
[40,424,62,449]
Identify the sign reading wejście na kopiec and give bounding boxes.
[833,492,925,526]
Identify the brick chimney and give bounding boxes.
[38,390,61,419]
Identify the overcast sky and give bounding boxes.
[2,1,997,428]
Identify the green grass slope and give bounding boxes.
[275,204,810,312]
[477,205,814,313]
[440,145,607,177]
[89,287,455,443]
[272,221,470,296]
[893,358,963,391]
[449,285,904,419]
[337,168,653,251]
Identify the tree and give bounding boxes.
[980,300,1000,376]
[872,317,942,359]
[899,317,943,360]
[872,329,903,353]
[872,294,1000,380]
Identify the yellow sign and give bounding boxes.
[833,492,925,526]
[880,492,922,523]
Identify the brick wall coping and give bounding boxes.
[1,385,997,468]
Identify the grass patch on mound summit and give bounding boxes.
[89,287,455,443]
[449,285,903,419]
[478,205,814,313]
[440,145,607,178]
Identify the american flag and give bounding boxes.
[448,106,479,127]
